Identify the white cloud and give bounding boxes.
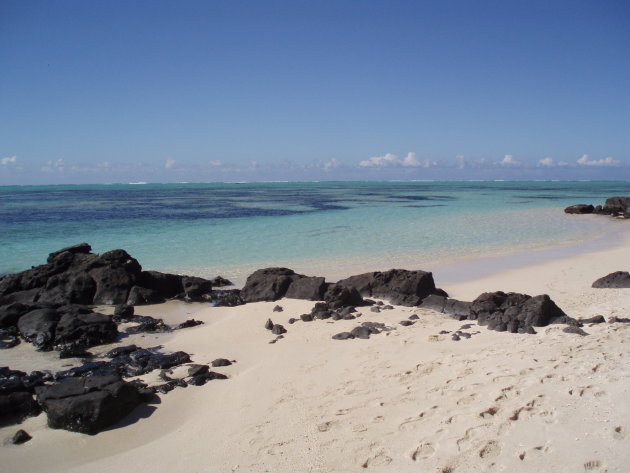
[41,158,64,173]
[500,154,520,166]
[359,152,400,167]
[358,152,430,168]
[402,152,420,167]
[323,157,340,170]
[1,155,17,165]
[455,155,466,169]
[209,160,223,167]
[538,157,554,167]
[576,154,620,167]
[164,158,176,169]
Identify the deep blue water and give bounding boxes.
[1,181,628,283]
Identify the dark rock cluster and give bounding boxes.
[564,196,630,218]
[468,291,576,333]
[1,344,231,434]
[0,243,234,307]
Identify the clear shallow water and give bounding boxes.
[1,181,628,284]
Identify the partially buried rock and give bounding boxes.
[211,358,232,367]
[264,318,274,330]
[399,320,414,326]
[578,315,606,324]
[175,319,204,329]
[563,326,589,336]
[273,305,283,312]
[34,375,143,435]
[113,304,134,321]
[332,332,354,340]
[592,271,630,288]
[12,429,32,444]
[564,204,595,214]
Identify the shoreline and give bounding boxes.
[2,219,630,472]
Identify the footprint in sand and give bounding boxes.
[317,421,336,432]
[411,442,435,461]
[583,460,607,472]
[479,440,501,459]
[456,393,477,406]
[360,448,392,468]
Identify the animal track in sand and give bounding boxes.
[494,385,520,402]
[479,440,501,459]
[411,442,435,461]
[568,385,607,397]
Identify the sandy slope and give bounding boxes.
[2,235,630,473]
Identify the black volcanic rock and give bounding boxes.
[602,196,630,216]
[35,375,143,435]
[0,392,41,427]
[469,291,571,333]
[285,276,327,300]
[564,204,594,214]
[240,268,296,302]
[241,268,328,303]
[0,245,214,308]
[592,271,630,288]
[17,308,61,351]
[337,269,446,306]
[323,284,363,309]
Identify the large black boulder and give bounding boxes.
[17,308,61,351]
[54,308,118,349]
[323,284,364,309]
[592,271,630,288]
[35,375,143,434]
[0,302,32,328]
[337,269,446,306]
[181,276,213,302]
[602,196,630,216]
[0,392,42,427]
[240,268,298,302]
[284,276,326,300]
[469,291,570,333]
[564,204,594,214]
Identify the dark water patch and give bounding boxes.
[402,204,448,208]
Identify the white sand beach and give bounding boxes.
[2,234,630,473]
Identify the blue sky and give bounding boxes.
[1,0,629,184]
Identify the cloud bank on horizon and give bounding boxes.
[1,152,627,185]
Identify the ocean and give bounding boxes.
[1,181,627,284]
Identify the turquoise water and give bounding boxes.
[1,181,628,283]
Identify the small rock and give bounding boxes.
[332,332,354,340]
[609,316,630,323]
[211,358,232,367]
[271,324,286,335]
[187,364,209,377]
[264,318,274,330]
[288,318,297,324]
[399,320,414,326]
[578,315,606,324]
[175,319,204,329]
[300,314,314,322]
[370,306,381,313]
[439,330,450,335]
[408,314,419,320]
[452,334,461,341]
[563,326,589,336]
[460,324,473,329]
[12,429,32,444]
[273,305,283,312]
